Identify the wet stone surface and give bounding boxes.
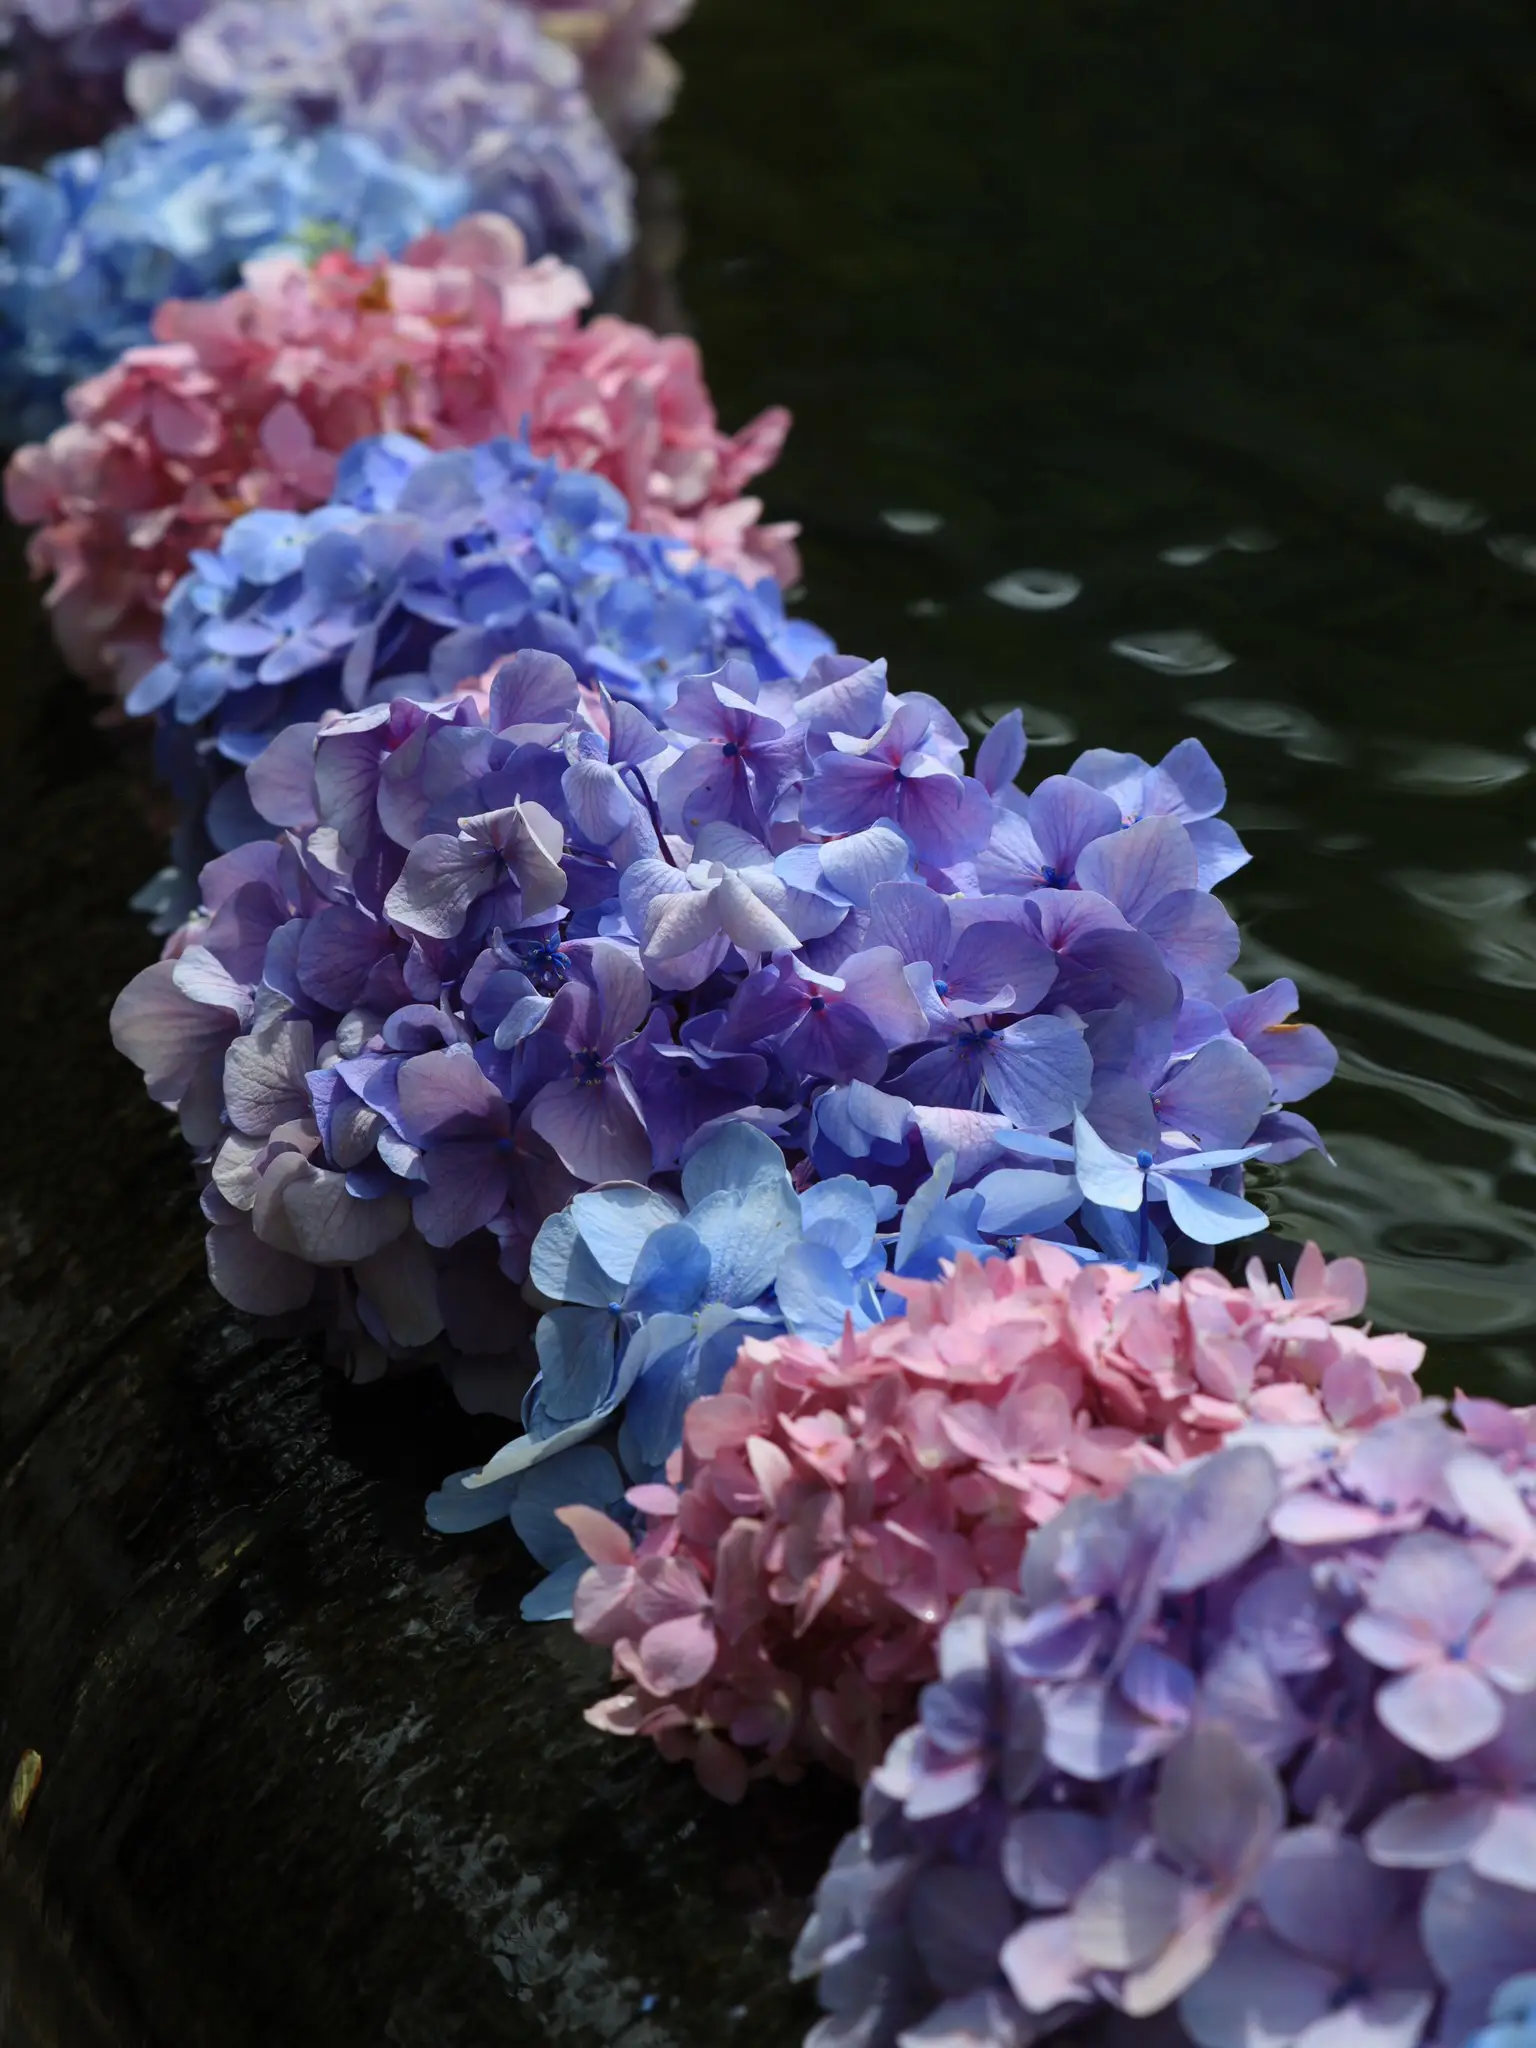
[0,539,842,2041]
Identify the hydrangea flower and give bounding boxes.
[790,1399,1536,2048]
[561,1241,1422,1788]
[125,0,634,278]
[0,102,469,442]
[111,648,1335,1606]
[1472,1978,1536,2048]
[531,0,693,146]
[6,214,797,695]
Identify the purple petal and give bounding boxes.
[1154,1037,1274,1149]
[983,1016,1093,1131]
[396,1045,505,1144]
[975,709,1026,794]
[245,720,319,828]
[1179,1928,1336,2048]
[1076,815,1201,924]
[1366,1793,1494,1871]
[1000,1811,1110,1908]
[1072,1857,1184,1971]
[383,831,495,940]
[946,920,1059,1011]
[414,1140,510,1247]
[894,767,995,864]
[1029,776,1124,876]
[1138,890,1242,996]
[1376,1663,1504,1762]
[1152,1721,1285,1881]
[528,1074,653,1185]
[865,880,950,966]
[1258,1827,1400,1974]
[837,945,930,1046]
[206,1216,315,1315]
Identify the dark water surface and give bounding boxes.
[3,4,1536,2044]
[666,0,1536,1404]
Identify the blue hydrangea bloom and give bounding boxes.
[0,101,470,439]
[128,433,834,851]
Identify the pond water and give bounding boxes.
[662,0,1536,1405]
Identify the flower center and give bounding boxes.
[721,741,741,759]
[808,996,827,1012]
[575,1048,606,1085]
[1136,1150,1153,1170]
[933,978,950,997]
[1041,864,1065,887]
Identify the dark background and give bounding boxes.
[3,1,1536,2041]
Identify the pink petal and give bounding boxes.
[555,1505,634,1565]
[638,1612,719,1695]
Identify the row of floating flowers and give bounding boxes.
[1,1,1531,2041]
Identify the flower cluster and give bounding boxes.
[5,214,797,695]
[792,1401,1536,2048]
[124,0,634,278]
[113,637,1336,1618]
[561,1242,1423,1791]
[0,103,469,442]
[121,433,824,866]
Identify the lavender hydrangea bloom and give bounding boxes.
[0,104,470,439]
[796,1405,1536,2048]
[124,0,634,277]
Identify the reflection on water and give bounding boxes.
[666,0,1536,1405]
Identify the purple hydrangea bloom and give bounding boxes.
[796,1404,1536,2048]
[125,0,634,277]
[113,635,1334,1590]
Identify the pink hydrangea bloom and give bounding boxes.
[565,1239,1425,1801]
[5,210,798,694]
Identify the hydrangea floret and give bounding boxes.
[124,0,634,278]
[5,213,797,694]
[112,642,1337,1611]
[789,1399,1536,2048]
[560,1241,1422,1791]
[0,102,469,442]
[0,0,197,156]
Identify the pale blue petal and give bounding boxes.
[776,1240,861,1344]
[1154,1173,1268,1246]
[624,1221,711,1316]
[680,1119,791,1206]
[973,1168,1083,1237]
[1072,1113,1145,1212]
[570,1184,684,1288]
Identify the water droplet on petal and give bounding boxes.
[881,508,943,536]
[1111,629,1234,675]
[1160,543,1221,567]
[1385,483,1488,534]
[986,569,1082,611]
[1225,526,1280,553]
